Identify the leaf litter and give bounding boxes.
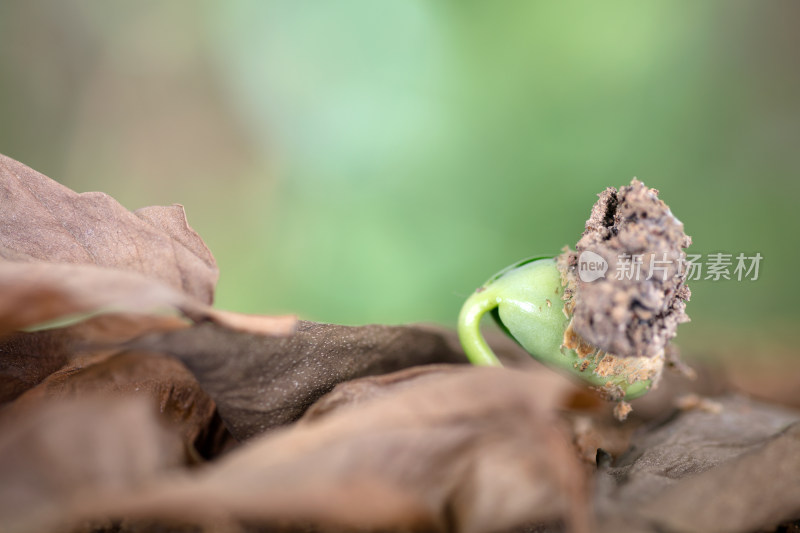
[0,154,798,533]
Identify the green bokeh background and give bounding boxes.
[1,1,797,356]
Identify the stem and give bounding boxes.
[457,286,503,366]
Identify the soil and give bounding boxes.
[558,179,692,358]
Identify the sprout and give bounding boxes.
[458,180,691,419]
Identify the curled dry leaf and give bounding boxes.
[0,259,297,339]
[129,321,471,440]
[595,394,800,533]
[0,328,74,404]
[563,413,639,466]
[41,366,587,533]
[0,396,184,533]
[0,261,199,337]
[3,349,218,454]
[0,153,296,340]
[0,153,217,304]
[0,153,283,472]
[0,262,295,408]
[635,421,800,533]
[302,362,571,423]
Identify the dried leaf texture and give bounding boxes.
[0,155,295,339]
[0,154,296,341]
[130,321,470,440]
[0,261,200,337]
[0,328,73,403]
[596,394,800,533]
[4,350,217,452]
[46,367,587,533]
[0,153,217,304]
[0,261,296,338]
[0,154,288,476]
[636,421,800,533]
[0,397,184,533]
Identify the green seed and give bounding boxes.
[457,257,661,402]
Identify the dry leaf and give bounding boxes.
[302,362,570,422]
[129,321,471,440]
[636,421,800,533]
[0,265,293,410]
[0,153,217,303]
[35,366,587,533]
[4,350,218,453]
[595,394,800,533]
[0,312,195,406]
[0,261,297,338]
[0,396,183,533]
[0,153,295,340]
[0,328,73,403]
[0,155,294,475]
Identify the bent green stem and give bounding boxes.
[457,286,503,366]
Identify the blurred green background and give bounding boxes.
[1,1,798,357]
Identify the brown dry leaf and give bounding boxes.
[595,394,800,533]
[36,366,587,533]
[302,362,570,423]
[0,265,293,407]
[0,260,297,339]
[3,349,218,453]
[0,312,195,406]
[0,153,296,340]
[0,328,74,404]
[552,359,732,469]
[0,153,217,303]
[563,413,638,467]
[0,396,184,533]
[129,321,471,440]
[636,421,800,533]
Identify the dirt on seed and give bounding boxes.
[557,179,692,358]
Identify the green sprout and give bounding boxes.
[458,257,662,405]
[457,180,692,419]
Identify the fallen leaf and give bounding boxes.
[0,328,73,404]
[39,366,588,533]
[595,394,800,533]
[563,413,638,466]
[0,262,295,419]
[0,396,184,533]
[0,153,296,341]
[4,350,218,454]
[0,155,296,474]
[129,321,471,440]
[636,421,800,533]
[302,362,570,423]
[0,261,297,338]
[0,153,217,303]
